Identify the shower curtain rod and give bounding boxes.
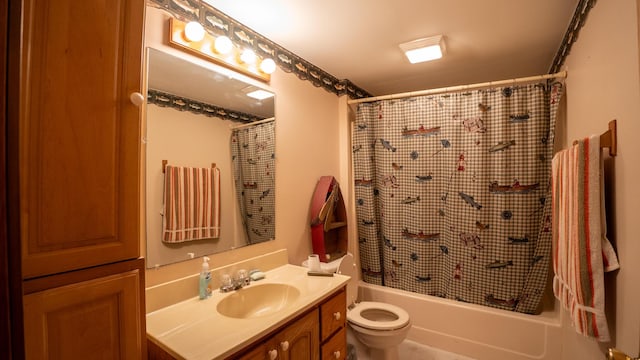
[229,117,275,130]
[347,71,567,104]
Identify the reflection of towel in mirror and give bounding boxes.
[162,165,220,243]
[551,135,619,342]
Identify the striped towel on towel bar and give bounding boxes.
[551,134,619,342]
[162,165,221,243]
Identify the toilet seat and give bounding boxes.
[347,301,410,331]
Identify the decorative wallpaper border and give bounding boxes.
[147,0,374,99]
[549,0,596,74]
[147,89,264,123]
[149,0,591,98]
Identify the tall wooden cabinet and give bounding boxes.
[19,0,143,278]
[9,0,147,358]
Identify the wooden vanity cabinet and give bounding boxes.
[235,309,319,360]
[266,309,320,360]
[274,308,319,359]
[234,343,268,360]
[233,287,347,360]
[321,328,346,360]
[319,289,347,359]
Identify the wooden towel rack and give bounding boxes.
[600,120,617,157]
[573,119,617,157]
[162,160,217,173]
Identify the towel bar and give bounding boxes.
[600,120,617,157]
[162,160,217,173]
[572,119,617,157]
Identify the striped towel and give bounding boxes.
[162,165,221,243]
[551,135,619,342]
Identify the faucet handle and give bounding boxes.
[236,269,250,286]
[219,274,234,292]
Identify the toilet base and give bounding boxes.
[347,323,409,360]
[368,347,400,360]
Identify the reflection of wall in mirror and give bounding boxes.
[146,103,246,268]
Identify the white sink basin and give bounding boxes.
[216,283,301,319]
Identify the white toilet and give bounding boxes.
[337,253,411,360]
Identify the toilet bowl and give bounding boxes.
[336,253,411,360]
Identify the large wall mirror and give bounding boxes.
[145,48,276,269]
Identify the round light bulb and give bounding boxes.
[214,36,233,55]
[260,58,276,74]
[240,49,257,64]
[184,21,205,42]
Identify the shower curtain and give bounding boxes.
[353,82,563,314]
[231,120,276,244]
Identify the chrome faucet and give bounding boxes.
[219,269,250,292]
[608,348,639,360]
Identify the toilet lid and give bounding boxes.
[347,301,410,331]
[336,253,358,306]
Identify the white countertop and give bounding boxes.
[146,264,350,359]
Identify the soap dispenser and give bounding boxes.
[199,256,211,300]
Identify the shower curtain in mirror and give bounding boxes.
[231,120,276,244]
[353,82,563,314]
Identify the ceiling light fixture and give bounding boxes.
[399,35,445,64]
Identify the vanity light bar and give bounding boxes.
[168,18,274,83]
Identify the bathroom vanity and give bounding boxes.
[147,265,349,359]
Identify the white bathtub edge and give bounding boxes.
[358,281,563,360]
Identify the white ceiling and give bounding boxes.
[205,0,578,96]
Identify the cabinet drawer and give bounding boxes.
[320,289,346,341]
[321,327,346,360]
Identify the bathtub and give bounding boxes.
[357,281,563,360]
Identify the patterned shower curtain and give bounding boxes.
[353,82,563,314]
[231,120,276,244]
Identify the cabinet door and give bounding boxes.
[19,0,144,278]
[279,309,319,360]
[23,260,145,359]
[236,342,270,360]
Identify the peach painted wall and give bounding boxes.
[559,0,640,358]
[144,7,342,287]
[145,104,247,268]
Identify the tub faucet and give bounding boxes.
[220,269,250,292]
[608,348,639,360]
